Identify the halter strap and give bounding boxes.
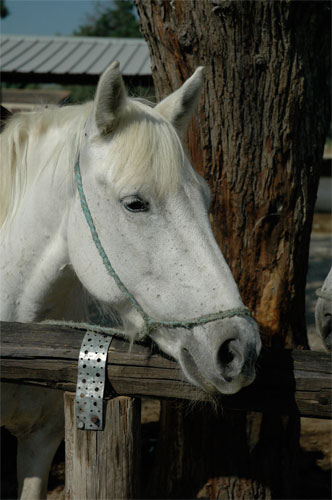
[75,160,149,322]
[316,288,332,301]
[74,160,251,340]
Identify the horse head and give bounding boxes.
[316,267,332,351]
[68,62,261,395]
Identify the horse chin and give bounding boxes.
[184,372,256,396]
[179,346,256,396]
[183,370,254,396]
[177,332,260,396]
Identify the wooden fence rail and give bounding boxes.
[1,321,331,419]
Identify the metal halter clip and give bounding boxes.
[75,331,114,430]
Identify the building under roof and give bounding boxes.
[0,34,152,86]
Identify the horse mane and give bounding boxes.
[0,98,186,231]
[0,103,91,229]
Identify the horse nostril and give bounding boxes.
[217,339,235,368]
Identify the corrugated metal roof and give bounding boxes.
[0,34,152,83]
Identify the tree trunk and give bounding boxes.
[134,1,331,498]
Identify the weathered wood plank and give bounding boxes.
[1,321,331,418]
[64,393,141,500]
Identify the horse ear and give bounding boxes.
[93,61,127,134]
[155,67,204,134]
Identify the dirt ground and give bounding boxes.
[299,417,331,499]
[1,214,331,500]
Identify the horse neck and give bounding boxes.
[0,117,88,323]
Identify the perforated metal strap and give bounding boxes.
[76,331,114,430]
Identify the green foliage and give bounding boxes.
[0,0,9,18]
[74,0,141,38]
[65,83,155,105]
[65,85,95,104]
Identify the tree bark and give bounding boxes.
[134,1,331,498]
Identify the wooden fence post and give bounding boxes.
[64,392,141,500]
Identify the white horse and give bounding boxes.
[315,267,332,350]
[0,62,261,499]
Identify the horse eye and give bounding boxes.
[121,196,149,213]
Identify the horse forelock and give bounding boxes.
[94,99,187,199]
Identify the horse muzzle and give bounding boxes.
[178,317,261,395]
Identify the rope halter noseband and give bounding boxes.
[73,160,251,341]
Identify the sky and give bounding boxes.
[0,0,111,37]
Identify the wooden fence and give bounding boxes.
[1,321,331,498]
